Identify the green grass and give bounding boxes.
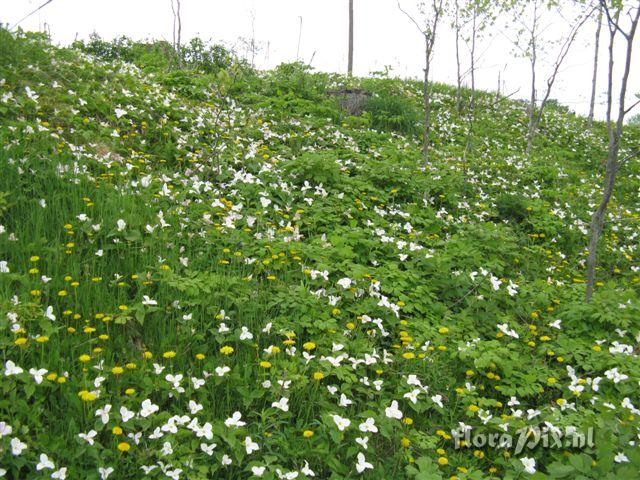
[0,29,640,479]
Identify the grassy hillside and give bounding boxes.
[1,30,640,479]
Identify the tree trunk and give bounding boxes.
[423,36,431,164]
[587,6,602,127]
[454,0,462,113]
[525,5,538,156]
[348,0,354,75]
[175,0,182,68]
[462,8,478,180]
[585,4,639,302]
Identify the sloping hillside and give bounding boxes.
[1,31,639,479]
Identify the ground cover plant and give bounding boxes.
[1,29,640,479]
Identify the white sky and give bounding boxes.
[3,0,639,120]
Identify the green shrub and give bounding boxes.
[364,94,421,136]
[282,152,343,187]
[0,28,50,73]
[264,62,330,100]
[495,193,529,224]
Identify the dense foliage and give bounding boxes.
[1,30,640,479]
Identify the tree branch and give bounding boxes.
[397,1,426,36]
[10,0,55,30]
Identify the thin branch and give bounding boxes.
[623,98,640,116]
[487,88,521,108]
[619,148,640,167]
[600,0,630,39]
[397,1,426,36]
[10,0,55,30]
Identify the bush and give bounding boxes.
[74,34,173,70]
[363,94,421,136]
[265,62,330,100]
[0,28,50,73]
[181,38,246,73]
[282,152,343,187]
[495,193,529,224]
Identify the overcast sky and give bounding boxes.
[4,0,639,120]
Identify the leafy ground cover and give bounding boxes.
[1,30,640,479]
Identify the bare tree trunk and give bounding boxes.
[588,6,603,127]
[526,1,590,154]
[586,3,640,302]
[348,0,354,75]
[463,7,478,180]
[296,16,302,61]
[454,0,462,113]
[525,2,538,155]
[171,0,177,54]
[171,0,182,68]
[423,37,431,163]
[176,0,182,68]
[397,0,442,166]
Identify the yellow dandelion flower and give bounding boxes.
[220,346,234,355]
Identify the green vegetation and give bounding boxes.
[1,30,640,479]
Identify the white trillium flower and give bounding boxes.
[332,414,351,431]
[252,466,266,476]
[96,404,111,424]
[36,453,55,471]
[98,467,114,479]
[385,400,403,419]
[224,411,246,428]
[120,406,135,423]
[245,436,260,454]
[520,457,536,474]
[29,368,47,384]
[614,452,629,463]
[359,418,378,433]
[10,437,27,455]
[272,397,290,412]
[78,430,97,446]
[139,399,159,417]
[355,452,373,473]
[5,360,23,376]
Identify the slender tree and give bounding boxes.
[507,0,593,154]
[348,0,354,75]
[458,1,496,163]
[171,0,182,68]
[588,5,603,126]
[398,0,446,165]
[296,16,302,60]
[585,0,640,302]
[453,0,464,111]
